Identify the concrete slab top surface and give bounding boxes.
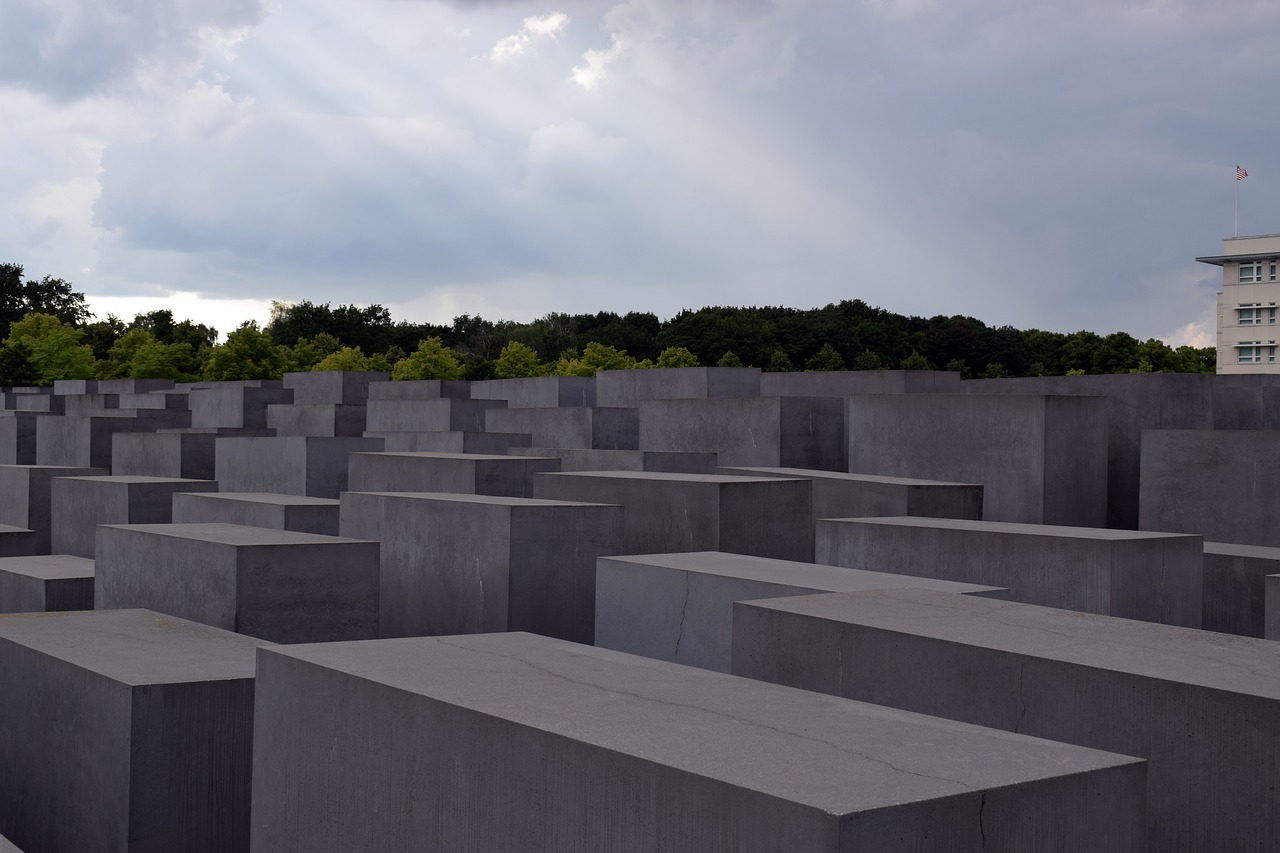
[0,524,33,536]
[100,522,372,547]
[54,475,214,486]
[1204,540,1280,559]
[182,492,340,508]
[603,551,1004,595]
[346,491,621,509]
[0,554,94,580]
[750,589,1280,698]
[269,632,1141,814]
[538,471,805,485]
[721,467,981,487]
[0,608,269,684]
[350,451,558,462]
[830,516,1199,541]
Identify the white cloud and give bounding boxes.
[571,34,622,91]
[490,11,570,63]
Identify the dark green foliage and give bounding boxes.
[804,343,846,372]
[0,340,39,386]
[0,264,93,340]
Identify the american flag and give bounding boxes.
[1238,166,1249,181]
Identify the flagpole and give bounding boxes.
[1236,172,1240,237]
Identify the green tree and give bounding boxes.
[99,328,157,379]
[899,349,933,370]
[0,265,92,339]
[6,312,96,383]
[83,315,127,361]
[656,346,699,368]
[391,338,464,380]
[203,321,288,381]
[0,340,40,386]
[980,362,1010,379]
[717,351,743,367]
[313,346,373,372]
[851,349,884,370]
[765,347,793,372]
[494,341,547,378]
[288,333,342,372]
[804,343,845,372]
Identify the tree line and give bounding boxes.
[0,263,1216,386]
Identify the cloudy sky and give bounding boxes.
[4,0,1279,344]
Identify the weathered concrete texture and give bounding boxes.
[0,609,265,853]
[4,393,62,413]
[111,431,217,479]
[846,393,1109,526]
[51,379,97,395]
[470,375,596,408]
[190,384,292,430]
[282,370,387,405]
[365,397,506,433]
[533,471,814,561]
[596,551,1007,672]
[596,366,762,407]
[0,555,94,613]
[214,436,382,498]
[1201,541,1280,637]
[816,516,1202,627]
[348,451,561,498]
[96,523,379,644]
[62,393,119,417]
[0,527,38,559]
[118,390,189,411]
[510,447,718,473]
[0,464,106,552]
[341,492,622,641]
[96,378,175,394]
[962,373,1214,529]
[265,403,367,437]
[1267,574,1280,640]
[366,430,532,455]
[364,378,471,400]
[484,405,639,450]
[761,369,962,396]
[1209,374,1280,429]
[49,475,218,558]
[640,396,846,470]
[35,414,158,468]
[250,632,1146,853]
[0,831,21,852]
[172,491,340,535]
[731,588,1280,851]
[718,465,982,524]
[1140,429,1280,546]
[0,413,47,464]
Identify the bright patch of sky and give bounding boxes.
[3,0,1277,344]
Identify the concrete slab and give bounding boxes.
[340,491,622,641]
[533,471,814,561]
[596,551,1008,672]
[214,436,382,498]
[95,523,379,643]
[36,414,158,468]
[172,491,340,535]
[469,375,595,407]
[1202,541,1280,637]
[250,632,1145,853]
[0,554,94,613]
[265,403,367,437]
[761,369,962,396]
[366,430,532,454]
[816,516,1202,627]
[595,366,761,407]
[190,384,291,429]
[0,464,106,552]
[282,370,387,405]
[0,413,48,464]
[365,397,505,433]
[511,447,719,473]
[347,451,560,498]
[111,431,217,479]
[49,475,218,558]
[485,405,639,450]
[0,609,266,853]
[732,588,1280,850]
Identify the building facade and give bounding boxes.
[1198,234,1280,374]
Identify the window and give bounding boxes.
[1241,263,1264,283]
[1271,262,1277,281]
[1240,307,1262,325]
[1238,344,1277,364]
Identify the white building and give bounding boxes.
[1197,234,1280,374]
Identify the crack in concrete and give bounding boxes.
[672,572,691,660]
[978,790,988,848]
[1014,659,1028,734]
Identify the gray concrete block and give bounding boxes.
[596,551,1007,672]
[265,403,367,437]
[718,465,983,524]
[282,370,387,405]
[596,366,761,407]
[172,492,340,535]
[731,588,1280,850]
[0,831,21,853]
[1209,374,1280,429]
[366,430,532,454]
[0,527,38,559]
[533,471,814,561]
[761,369,962,396]
[3,393,63,413]
[95,523,379,644]
[96,378,175,394]
[485,405,639,450]
[0,464,106,552]
[51,379,97,395]
[214,436,382,498]
[0,609,265,853]
[1140,429,1280,546]
[816,516,1202,627]
[469,375,595,407]
[347,451,560,498]
[364,397,505,433]
[0,555,94,613]
[49,475,218,558]
[111,431,217,479]
[1200,541,1280,637]
[640,396,845,470]
[510,447,719,473]
[0,414,43,465]
[190,385,292,429]
[365,378,471,400]
[117,390,189,410]
[36,414,158,468]
[250,632,1145,853]
[340,491,622,641]
[62,393,118,417]
[1268,574,1280,641]
[846,393,1108,525]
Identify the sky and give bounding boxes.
[4,0,1280,345]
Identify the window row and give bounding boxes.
[1238,305,1277,325]
[1239,262,1278,283]
[1238,344,1277,364]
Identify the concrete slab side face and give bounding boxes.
[731,588,1280,850]
[250,634,1145,852]
[50,477,218,559]
[0,465,105,553]
[0,555,95,613]
[1268,574,1280,640]
[1201,543,1280,637]
[348,452,561,498]
[171,491,340,536]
